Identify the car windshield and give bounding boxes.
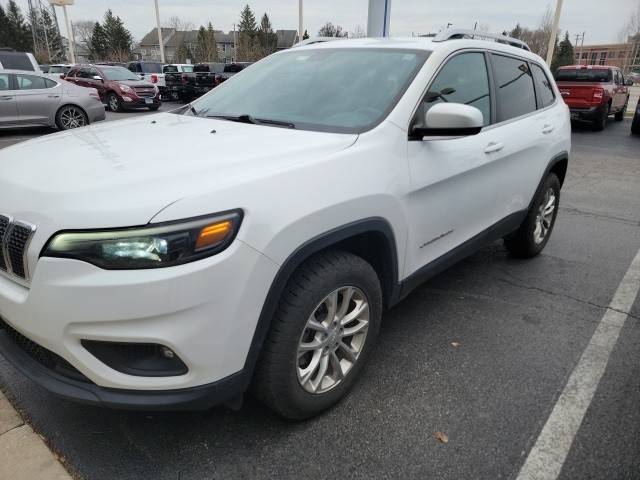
[164,65,194,73]
[140,62,163,73]
[102,67,140,81]
[49,65,70,74]
[188,48,430,133]
[555,69,612,82]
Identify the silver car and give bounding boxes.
[0,69,106,130]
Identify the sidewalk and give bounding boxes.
[0,390,71,480]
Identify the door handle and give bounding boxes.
[484,142,504,154]
[542,124,555,134]
[0,96,12,100]
[47,95,61,98]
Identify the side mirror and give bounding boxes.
[626,79,634,86]
[92,75,103,81]
[411,103,484,139]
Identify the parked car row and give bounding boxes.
[164,62,251,101]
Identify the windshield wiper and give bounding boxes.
[206,114,295,129]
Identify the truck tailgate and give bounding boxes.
[557,82,600,108]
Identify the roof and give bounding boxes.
[558,64,619,70]
[292,36,543,62]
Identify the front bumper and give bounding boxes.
[0,240,278,409]
[121,94,161,109]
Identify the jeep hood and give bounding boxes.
[0,113,357,229]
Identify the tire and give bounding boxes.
[55,105,88,130]
[593,104,609,131]
[252,250,383,420]
[614,98,628,121]
[148,105,160,111]
[107,93,122,112]
[632,115,640,135]
[504,173,561,258]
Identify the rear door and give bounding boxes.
[15,74,62,125]
[0,72,19,125]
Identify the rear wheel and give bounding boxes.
[55,105,88,130]
[594,104,609,131]
[107,93,122,112]
[614,98,628,121]
[252,250,382,419]
[504,173,561,258]
[632,114,640,135]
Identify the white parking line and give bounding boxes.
[516,247,640,480]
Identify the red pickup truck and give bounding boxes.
[555,65,632,130]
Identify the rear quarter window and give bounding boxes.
[531,64,556,109]
[492,54,537,122]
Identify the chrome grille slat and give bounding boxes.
[0,215,36,282]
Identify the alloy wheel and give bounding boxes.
[59,107,86,129]
[297,286,370,394]
[533,187,556,244]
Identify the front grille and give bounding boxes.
[0,318,91,383]
[0,215,9,271]
[133,87,155,98]
[0,216,35,281]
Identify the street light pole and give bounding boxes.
[298,0,303,41]
[546,0,564,65]
[48,0,75,64]
[154,0,165,63]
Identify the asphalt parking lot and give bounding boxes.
[0,111,639,479]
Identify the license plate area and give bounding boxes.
[145,98,153,104]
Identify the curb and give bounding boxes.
[0,390,71,480]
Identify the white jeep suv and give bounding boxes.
[0,31,570,419]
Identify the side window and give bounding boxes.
[613,70,620,84]
[16,74,48,90]
[0,73,10,91]
[44,78,57,88]
[531,64,555,109]
[422,52,491,126]
[492,54,537,122]
[77,68,90,78]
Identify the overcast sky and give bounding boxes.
[16,0,639,45]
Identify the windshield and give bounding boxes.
[49,65,70,74]
[189,48,430,133]
[102,67,140,81]
[164,65,194,73]
[140,62,163,73]
[555,69,612,82]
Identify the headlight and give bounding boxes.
[119,84,133,93]
[41,210,242,270]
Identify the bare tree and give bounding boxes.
[74,20,96,49]
[509,6,555,58]
[318,22,347,38]
[618,1,640,41]
[349,25,366,38]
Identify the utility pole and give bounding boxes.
[298,0,303,42]
[574,32,585,65]
[154,0,165,63]
[233,23,237,63]
[546,0,564,65]
[367,0,392,37]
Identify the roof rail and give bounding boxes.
[433,28,531,51]
[293,36,348,47]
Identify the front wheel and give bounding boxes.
[252,250,382,419]
[107,93,122,112]
[504,173,561,258]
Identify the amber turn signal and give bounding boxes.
[195,221,233,251]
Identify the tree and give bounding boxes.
[505,7,555,58]
[618,1,640,41]
[196,23,218,62]
[236,5,260,61]
[258,13,277,56]
[89,22,107,60]
[302,29,309,40]
[0,4,11,49]
[509,23,523,39]
[40,9,64,62]
[350,25,366,38]
[552,32,575,73]
[318,22,347,38]
[102,9,133,61]
[5,0,32,51]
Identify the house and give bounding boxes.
[133,28,299,64]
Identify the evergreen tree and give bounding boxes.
[302,29,309,40]
[6,0,32,51]
[102,9,132,61]
[552,32,575,72]
[258,13,277,56]
[41,9,64,62]
[509,24,523,39]
[89,22,107,60]
[237,5,259,61]
[197,23,218,62]
[0,4,9,48]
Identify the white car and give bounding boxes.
[0,30,570,419]
[44,64,75,80]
